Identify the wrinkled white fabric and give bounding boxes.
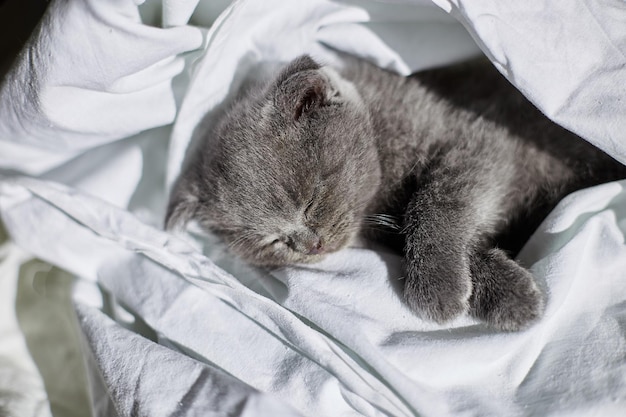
[434,0,626,164]
[0,0,203,174]
[1,0,626,416]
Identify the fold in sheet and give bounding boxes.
[0,0,203,174]
[76,304,305,417]
[1,0,626,416]
[435,0,626,164]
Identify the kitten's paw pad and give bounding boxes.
[470,250,544,331]
[403,258,472,323]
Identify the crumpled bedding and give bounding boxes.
[1,0,626,416]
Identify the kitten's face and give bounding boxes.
[168,56,381,266]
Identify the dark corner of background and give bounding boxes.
[0,0,50,79]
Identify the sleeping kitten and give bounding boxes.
[166,54,626,331]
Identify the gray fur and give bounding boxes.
[167,54,626,331]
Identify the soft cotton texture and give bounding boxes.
[1,0,625,416]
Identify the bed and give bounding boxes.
[1,0,625,416]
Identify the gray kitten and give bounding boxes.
[166,54,626,331]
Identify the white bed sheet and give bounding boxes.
[1,0,626,416]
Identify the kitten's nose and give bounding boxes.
[306,237,324,255]
[289,230,324,255]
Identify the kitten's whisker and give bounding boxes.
[226,230,258,250]
[362,214,401,231]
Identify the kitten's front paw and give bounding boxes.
[470,249,544,331]
[403,254,472,323]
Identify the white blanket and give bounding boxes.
[1,0,626,416]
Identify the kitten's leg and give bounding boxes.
[402,172,478,323]
[469,248,544,331]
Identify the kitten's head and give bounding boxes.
[167,55,380,266]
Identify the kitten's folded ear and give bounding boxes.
[274,55,321,86]
[273,55,327,122]
[164,175,200,230]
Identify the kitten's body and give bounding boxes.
[167,55,626,331]
[352,59,621,252]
